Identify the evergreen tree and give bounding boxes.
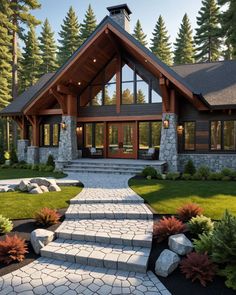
[174,14,194,65]
[21,26,42,89]
[133,19,148,46]
[39,18,58,74]
[137,90,146,103]
[218,0,236,59]
[194,0,221,62]
[80,4,97,43]
[0,1,13,108]
[150,16,172,65]
[58,6,81,66]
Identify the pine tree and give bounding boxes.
[150,16,172,65]
[80,4,97,43]
[218,0,236,59]
[174,14,194,65]
[0,1,13,108]
[194,0,221,62]
[133,19,148,46]
[21,26,42,89]
[39,18,58,74]
[58,6,81,66]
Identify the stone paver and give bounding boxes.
[0,172,171,294]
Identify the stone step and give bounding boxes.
[64,164,161,170]
[70,159,166,167]
[63,168,141,175]
[55,219,153,247]
[65,203,153,220]
[40,239,151,273]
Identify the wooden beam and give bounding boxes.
[49,88,67,114]
[26,115,40,146]
[38,109,63,115]
[116,55,121,114]
[57,84,76,96]
[67,94,77,116]
[159,77,170,112]
[105,29,121,54]
[77,115,162,122]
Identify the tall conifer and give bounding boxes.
[58,6,81,66]
[194,0,221,62]
[133,20,148,46]
[174,14,194,64]
[150,16,172,65]
[80,4,97,43]
[39,18,58,74]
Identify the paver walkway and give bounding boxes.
[0,173,171,295]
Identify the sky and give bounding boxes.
[32,0,204,47]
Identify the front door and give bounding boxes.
[108,122,136,158]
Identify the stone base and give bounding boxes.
[55,160,69,172]
[17,139,29,162]
[27,146,39,165]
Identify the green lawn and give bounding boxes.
[129,178,236,220]
[0,186,82,219]
[0,168,66,180]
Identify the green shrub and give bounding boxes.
[0,145,5,164]
[46,154,55,168]
[0,215,13,234]
[191,173,202,180]
[181,173,192,180]
[219,265,236,291]
[193,233,213,255]
[197,166,211,180]
[10,146,18,164]
[156,172,163,180]
[44,165,54,172]
[188,215,214,236]
[208,172,222,181]
[31,164,39,171]
[166,172,180,180]
[11,163,18,169]
[211,210,236,265]
[38,164,47,172]
[184,159,196,175]
[26,164,32,170]
[222,176,231,181]
[142,166,157,178]
[221,168,235,179]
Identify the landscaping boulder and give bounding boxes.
[0,186,14,192]
[29,187,43,194]
[168,234,193,256]
[48,184,61,192]
[30,178,56,187]
[155,249,180,277]
[19,180,31,192]
[40,185,49,193]
[31,229,55,254]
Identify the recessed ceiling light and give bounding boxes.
[145,59,148,63]
[93,58,97,63]
[78,82,81,85]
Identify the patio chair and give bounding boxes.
[141,148,156,160]
[89,147,103,158]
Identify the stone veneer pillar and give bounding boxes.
[56,115,78,170]
[27,146,39,164]
[17,139,29,162]
[159,113,178,172]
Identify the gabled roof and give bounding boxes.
[172,60,236,108]
[0,15,216,116]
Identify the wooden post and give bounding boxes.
[67,94,77,116]
[116,55,121,114]
[135,121,139,159]
[27,116,40,146]
[103,122,108,158]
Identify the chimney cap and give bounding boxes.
[107,4,132,15]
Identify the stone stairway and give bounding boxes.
[63,158,166,175]
[41,174,153,273]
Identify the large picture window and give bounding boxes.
[224,121,236,150]
[40,123,60,147]
[211,121,221,150]
[184,122,195,150]
[85,123,104,149]
[139,121,161,149]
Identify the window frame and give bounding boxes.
[40,123,60,147]
[183,121,196,151]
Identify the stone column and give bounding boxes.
[159,113,178,172]
[17,139,29,162]
[27,146,39,165]
[56,115,78,170]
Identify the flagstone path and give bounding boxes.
[0,173,171,295]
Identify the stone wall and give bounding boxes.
[17,140,29,162]
[39,147,58,163]
[159,113,178,172]
[27,146,39,164]
[179,153,236,172]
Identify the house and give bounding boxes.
[1,4,236,172]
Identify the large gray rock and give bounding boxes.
[19,180,31,192]
[40,185,49,193]
[48,184,61,192]
[168,234,193,256]
[0,186,14,192]
[30,178,56,187]
[29,187,43,194]
[155,249,180,277]
[31,229,55,254]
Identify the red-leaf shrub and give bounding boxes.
[35,208,61,226]
[177,203,203,222]
[153,216,186,242]
[180,252,217,287]
[0,235,28,265]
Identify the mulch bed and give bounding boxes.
[0,208,66,277]
[148,215,235,295]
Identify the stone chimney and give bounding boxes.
[107,4,132,32]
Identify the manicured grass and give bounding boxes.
[0,168,66,180]
[0,186,82,219]
[129,178,236,220]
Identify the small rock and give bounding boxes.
[30,229,55,254]
[155,249,180,277]
[19,180,31,192]
[6,187,15,192]
[40,185,49,193]
[168,234,193,256]
[29,187,43,194]
[0,186,8,192]
[48,184,61,192]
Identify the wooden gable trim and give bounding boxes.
[38,109,62,115]
[49,89,67,114]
